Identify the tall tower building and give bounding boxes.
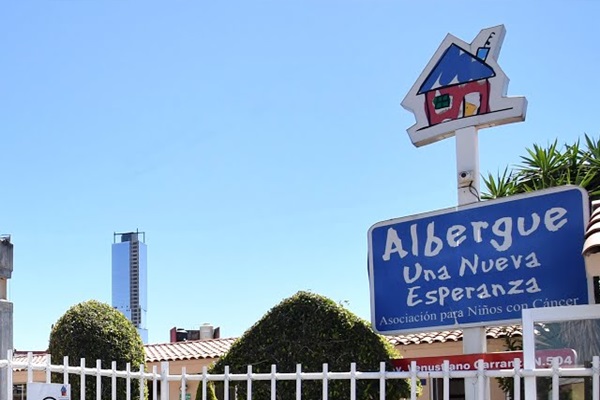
[112,231,148,343]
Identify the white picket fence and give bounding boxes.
[2,352,600,400]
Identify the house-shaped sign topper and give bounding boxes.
[402,25,527,147]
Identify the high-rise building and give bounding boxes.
[112,231,148,343]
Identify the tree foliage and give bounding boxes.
[482,135,600,201]
[196,291,414,400]
[48,300,146,400]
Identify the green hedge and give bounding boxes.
[48,300,146,400]
[197,291,414,400]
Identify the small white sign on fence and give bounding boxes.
[27,383,71,400]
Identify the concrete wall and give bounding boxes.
[0,300,13,400]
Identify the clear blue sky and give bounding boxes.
[2,1,598,350]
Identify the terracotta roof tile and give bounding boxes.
[386,325,521,346]
[144,338,237,362]
[11,338,238,365]
[13,352,49,367]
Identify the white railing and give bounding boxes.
[2,352,600,400]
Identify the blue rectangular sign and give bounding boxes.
[368,186,590,334]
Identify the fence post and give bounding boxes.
[63,355,69,385]
[127,362,132,400]
[410,361,417,400]
[295,364,302,400]
[160,361,170,400]
[477,358,486,399]
[181,366,187,400]
[594,356,599,400]
[224,365,230,400]
[551,357,560,400]
[80,358,86,400]
[112,360,117,400]
[379,361,385,400]
[246,364,252,400]
[96,359,102,400]
[201,366,207,400]
[45,352,51,383]
[153,365,158,400]
[322,363,328,400]
[513,358,521,400]
[139,363,146,400]
[442,360,450,400]
[27,352,33,383]
[350,363,356,400]
[270,364,276,400]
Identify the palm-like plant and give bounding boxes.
[482,135,600,201]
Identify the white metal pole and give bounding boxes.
[456,126,480,206]
[455,126,488,400]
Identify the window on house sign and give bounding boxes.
[433,94,451,110]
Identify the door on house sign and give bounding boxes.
[463,92,481,117]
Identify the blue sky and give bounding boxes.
[2,1,598,350]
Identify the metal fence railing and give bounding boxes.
[2,351,600,400]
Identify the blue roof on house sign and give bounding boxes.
[417,44,496,94]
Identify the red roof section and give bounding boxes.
[144,337,237,362]
[12,338,238,365]
[12,351,49,367]
[388,325,521,346]
[12,327,521,365]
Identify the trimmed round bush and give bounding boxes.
[48,300,145,400]
[197,291,414,400]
